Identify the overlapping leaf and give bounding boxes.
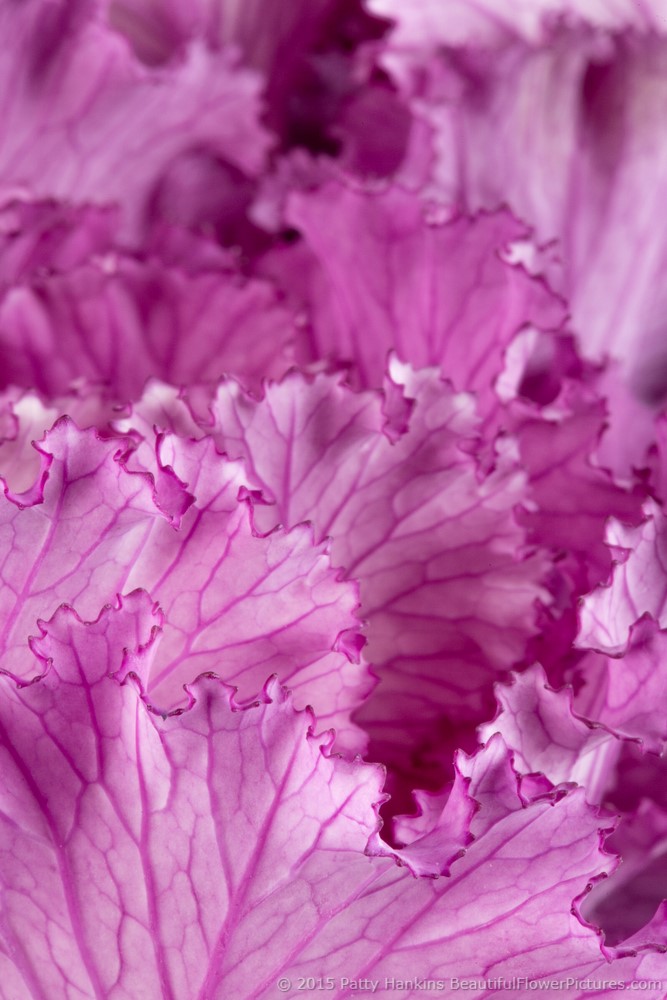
[0,597,660,999]
[371,0,667,423]
[270,181,565,400]
[0,0,269,241]
[0,420,370,749]
[0,256,296,398]
[577,502,667,654]
[200,361,550,784]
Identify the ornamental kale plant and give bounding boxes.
[0,1,667,998]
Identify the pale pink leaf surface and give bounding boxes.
[0,603,660,1000]
[493,325,584,411]
[510,393,643,592]
[0,419,162,675]
[649,411,667,503]
[370,0,667,54]
[387,733,529,875]
[108,0,387,154]
[0,386,132,493]
[0,199,117,289]
[0,594,383,999]
[583,799,667,950]
[109,0,344,77]
[393,733,570,862]
[574,616,667,755]
[577,502,667,654]
[371,0,667,414]
[478,653,667,949]
[0,421,370,749]
[281,182,565,399]
[121,381,203,441]
[592,364,660,482]
[114,381,210,516]
[0,384,194,521]
[0,0,269,241]
[391,731,667,967]
[201,362,550,780]
[275,737,664,1000]
[373,761,475,877]
[491,367,644,683]
[0,257,296,399]
[478,665,620,806]
[0,391,73,494]
[469,678,667,954]
[455,731,549,835]
[0,381,205,497]
[108,0,205,65]
[121,433,372,748]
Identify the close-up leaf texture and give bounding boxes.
[0,1,666,998]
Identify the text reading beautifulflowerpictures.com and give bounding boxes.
[276,976,665,994]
